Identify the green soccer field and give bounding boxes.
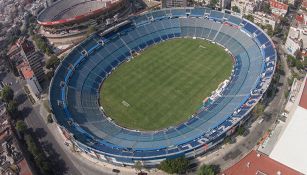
[100,38,233,130]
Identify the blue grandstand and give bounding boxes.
[49,7,277,166]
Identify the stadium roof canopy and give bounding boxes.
[37,0,111,26]
[270,76,307,175]
[48,7,278,165]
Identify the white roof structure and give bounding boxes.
[270,106,307,174]
[270,76,307,175]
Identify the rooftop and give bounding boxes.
[269,0,288,11]
[18,159,33,175]
[19,39,35,56]
[20,64,34,79]
[221,150,303,175]
[269,76,307,174]
[7,44,19,56]
[287,26,307,49]
[299,79,307,109]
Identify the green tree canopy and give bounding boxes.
[47,114,53,123]
[197,164,216,175]
[294,49,302,59]
[265,24,273,37]
[303,58,307,67]
[158,157,189,174]
[86,25,96,37]
[232,6,240,13]
[7,100,18,118]
[243,14,254,23]
[44,71,54,82]
[25,134,52,175]
[287,55,304,70]
[262,2,272,14]
[134,161,143,172]
[236,126,246,136]
[0,85,14,103]
[252,103,265,117]
[16,120,27,133]
[46,55,60,69]
[287,55,296,67]
[209,0,219,8]
[32,34,53,55]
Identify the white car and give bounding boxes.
[281,112,288,117]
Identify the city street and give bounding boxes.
[0,72,81,175]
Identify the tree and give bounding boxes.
[294,49,302,59]
[134,161,143,172]
[45,71,54,81]
[293,0,302,9]
[25,134,53,175]
[158,157,189,174]
[303,58,307,68]
[16,120,27,133]
[46,55,60,69]
[287,77,294,86]
[236,126,245,136]
[243,14,254,23]
[284,90,290,99]
[47,114,53,123]
[287,54,304,70]
[86,25,96,37]
[32,34,53,55]
[280,16,290,26]
[197,164,217,175]
[287,55,296,67]
[7,100,19,118]
[264,24,273,37]
[232,6,240,13]
[0,85,14,103]
[252,103,265,117]
[262,2,271,14]
[273,24,283,36]
[209,0,219,8]
[295,59,304,70]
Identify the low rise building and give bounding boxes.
[269,0,288,17]
[231,0,257,15]
[269,76,307,175]
[7,38,44,82]
[221,150,303,175]
[20,64,42,97]
[27,52,44,82]
[295,10,307,26]
[284,26,307,56]
[253,12,278,30]
[162,0,187,8]
[7,38,44,96]
[301,0,307,10]
[7,40,24,68]
[288,0,295,5]
[0,103,33,175]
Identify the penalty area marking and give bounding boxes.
[199,45,206,49]
[122,100,130,107]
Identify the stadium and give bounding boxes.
[49,7,277,166]
[37,0,131,45]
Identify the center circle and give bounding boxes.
[100,38,233,131]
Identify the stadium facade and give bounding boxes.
[49,7,277,166]
[37,0,131,45]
